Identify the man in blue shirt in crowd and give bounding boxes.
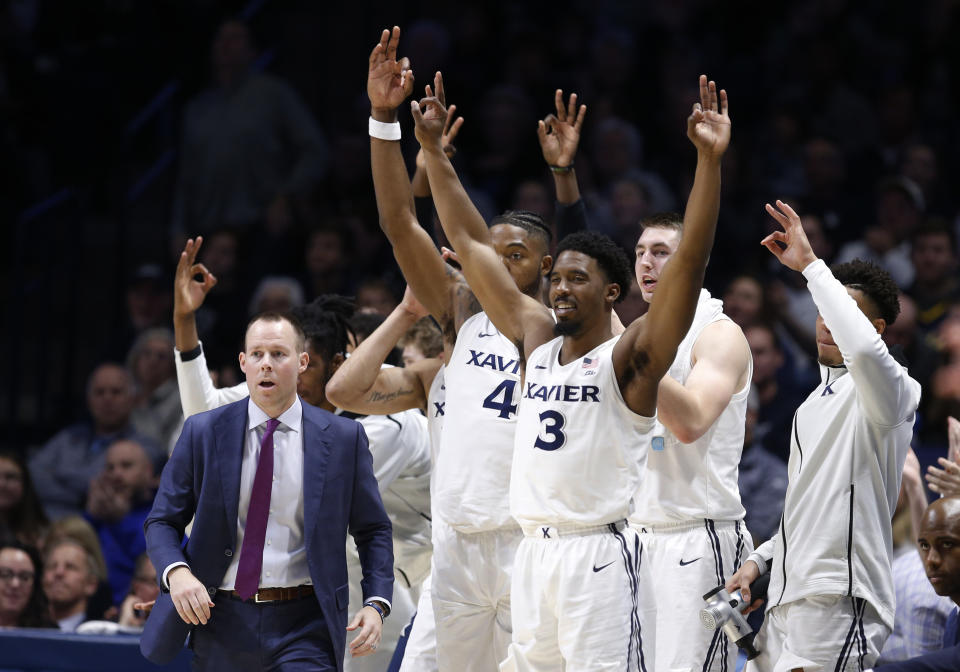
[871,497,960,671]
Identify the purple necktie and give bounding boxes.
[235,418,280,600]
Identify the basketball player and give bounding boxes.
[411,72,729,670]
[727,201,921,671]
[630,211,753,672]
[171,239,429,672]
[327,286,448,672]
[367,27,553,670]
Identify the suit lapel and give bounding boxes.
[215,403,249,546]
[302,406,333,543]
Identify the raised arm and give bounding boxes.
[412,104,463,199]
[901,448,929,546]
[615,76,728,414]
[173,237,216,353]
[539,89,585,206]
[368,27,474,335]
[539,89,590,239]
[412,74,554,354]
[326,287,442,414]
[172,237,247,415]
[762,200,919,425]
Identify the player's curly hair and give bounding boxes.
[831,259,901,326]
[293,294,356,362]
[556,230,632,303]
[490,210,552,249]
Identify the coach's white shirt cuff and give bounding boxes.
[162,561,191,590]
[366,595,392,610]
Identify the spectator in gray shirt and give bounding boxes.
[170,18,327,239]
[29,363,162,520]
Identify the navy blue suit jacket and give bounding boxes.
[140,398,393,668]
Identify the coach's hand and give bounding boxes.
[725,559,764,615]
[347,606,383,657]
[168,566,214,625]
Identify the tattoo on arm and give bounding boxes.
[367,387,415,404]
[452,281,483,333]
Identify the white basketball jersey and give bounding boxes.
[511,335,657,528]
[435,312,522,532]
[427,364,446,468]
[632,290,749,524]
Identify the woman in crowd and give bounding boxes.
[0,451,49,548]
[0,539,55,628]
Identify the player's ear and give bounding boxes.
[540,254,553,277]
[328,353,346,376]
[872,317,887,336]
[606,282,621,306]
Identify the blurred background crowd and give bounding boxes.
[2,0,960,645]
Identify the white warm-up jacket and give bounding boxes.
[748,259,921,629]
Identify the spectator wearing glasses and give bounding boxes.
[0,540,55,628]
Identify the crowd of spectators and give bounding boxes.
[2,2,960,662]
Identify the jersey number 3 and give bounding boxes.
[482,380,518,419]
[534,410,566,451]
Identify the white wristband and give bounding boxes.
[369,117,401,141]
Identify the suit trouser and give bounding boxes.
[190,592,336,672]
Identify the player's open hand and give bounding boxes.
[761,200,818,272]
[687,75,730,159]
[368,26,414,114]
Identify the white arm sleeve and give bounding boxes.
[802,259,919,427]
[174,343,249,417]
[161,561,190,590]
[747,537,777,576]
[358,414,411,493]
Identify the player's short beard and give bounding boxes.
[554,320,581,337]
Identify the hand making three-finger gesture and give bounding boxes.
[538,89,586,169]
[368,26,415,120]
[410,72,452,151]
[686,74,730,159]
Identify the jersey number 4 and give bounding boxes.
[534,410,566,451]
[482,380,518,419]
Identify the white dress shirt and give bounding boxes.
[219,397,310,590]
